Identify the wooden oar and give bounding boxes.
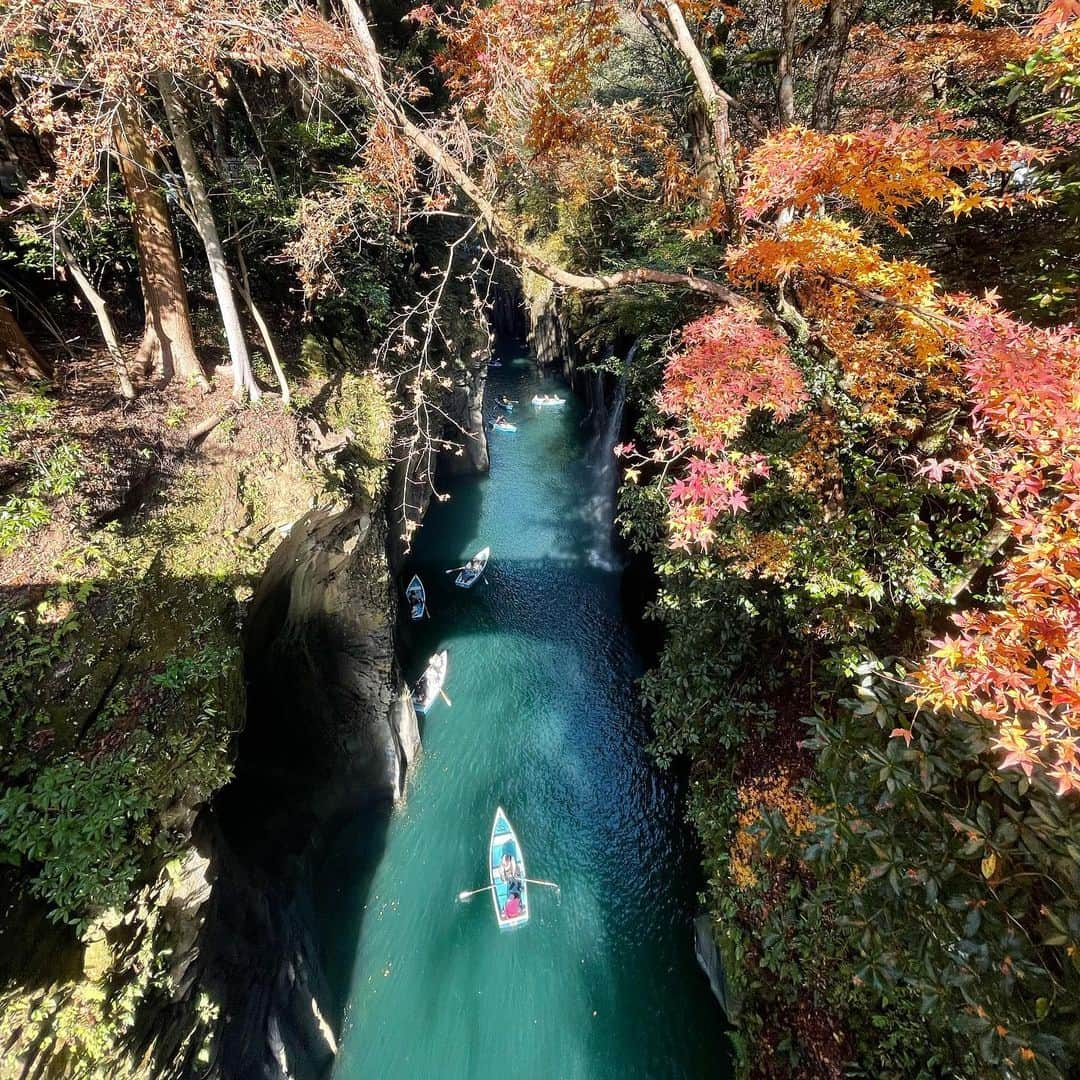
[457,879,560,903]
[457,884,494,902]
[439,688,452,707]
[444,565,468,574]
[525,878,561,895]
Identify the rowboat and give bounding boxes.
[455,546,489,588]
[412,649,448,714]
[405,574,426,620]
[493,418,517,433]
[490,806,528,929]
[531,394,566,408]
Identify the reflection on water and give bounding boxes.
[315,354,730,1080]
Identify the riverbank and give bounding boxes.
[0,353,427,1078]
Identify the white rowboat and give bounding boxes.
[412,650,448,714]
[455,546,490,588]
[489,806,528,929]
[405,574,426,621]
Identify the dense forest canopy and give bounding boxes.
[1,0,1080,1075]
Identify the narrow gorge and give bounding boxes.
[2,0,1079,1077]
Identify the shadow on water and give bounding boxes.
[309,803,393,1020]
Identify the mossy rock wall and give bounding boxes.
[0,371,405,1078]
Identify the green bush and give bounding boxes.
[789,660,1077,1076]
[0,746,154,932]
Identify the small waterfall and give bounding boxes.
[588,368,605,431]
[586,339,636,569]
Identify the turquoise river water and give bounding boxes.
[314,353,730,1079]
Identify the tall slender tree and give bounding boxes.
[113,102,208,389]
[156,73,261,403]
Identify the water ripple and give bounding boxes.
[318,359,729,1080]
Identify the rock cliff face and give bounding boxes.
[183,493,421,1080]
[192,344,495,1074]
[443,362,490,477]
[0,322,493,1080]
[238,498,417,831]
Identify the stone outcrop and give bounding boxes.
[693,915,741,1025]
[442,362,490,477]
[181,491,420,1079]
[239,497,416,826]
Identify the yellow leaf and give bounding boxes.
[981,852,998,879]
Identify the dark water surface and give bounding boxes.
[316,355,730,1079]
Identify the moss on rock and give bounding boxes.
[0,393,334,1079]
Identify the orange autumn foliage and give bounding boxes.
[740,122,1049,229]
[728,217,963,425]
[433,0,618,154]
[916,305,1080,796]
[789,413,844,495]
[714,527,795,581]
[427,0,695,204]
[841,23,1029,122]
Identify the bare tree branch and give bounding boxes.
[334,0,753,312]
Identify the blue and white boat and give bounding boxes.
[489,806,528,928]
[455,546,489,588]
[405,574,426,620]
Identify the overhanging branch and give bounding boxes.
[334,0,753,312]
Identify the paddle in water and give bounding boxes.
[457,879,560,902]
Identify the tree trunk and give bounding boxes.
[234,241,290,405]
[113,101,207,390]
[659,1,740,233]
[51,227,135,399]
[686,100,719,201]
[207,119,290,405]
[0,296,50,383]
[778,0,797,126]
[810,0,861,131]
[156,72,261,404]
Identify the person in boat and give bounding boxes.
[410,599,424,619]
[500,849,524,917]
[500,849,522,893]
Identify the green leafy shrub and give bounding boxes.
[0,746,154,932]
[0,387,54,455]
[729,658,1079,1077]
[0,496,50,551]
